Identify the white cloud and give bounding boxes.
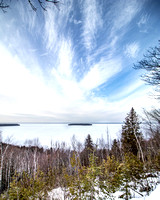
[125,42,140,58]
[0,0,157,124]
[0,44,65,117]
[115,86,158,116]
[113,0,143,30]
[44,0,73,51]
[110,78,145,102]
[108,0,145,41]
[90,0,144,64]
[81,0,103,50]
[50,38,85,103]
[137,14,149,27]
[57,39,74,78]
[44,10,59,51]
[17,1,37,32]
[137,14,150,33]
[0,42,156,123]
[74,19,82,25]
[80,58,122,90]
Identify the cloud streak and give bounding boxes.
[125,42,140,58]
[80,58,122,91]
[81,0,103,50]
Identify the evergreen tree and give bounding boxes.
[111,139,121,161]
[81,134,94,166]
[121,108,143,157]
[84,134,94,151]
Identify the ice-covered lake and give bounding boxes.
[0,123,123,147]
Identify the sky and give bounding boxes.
[0,0,160,123]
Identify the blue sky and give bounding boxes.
[0,0,160,123]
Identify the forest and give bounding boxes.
[0,107,160,199]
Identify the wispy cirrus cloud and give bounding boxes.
[80,58,122,91]
[137,14,149,27]
[124,42,140,58]
[111,0,144,32]
[43,0,73,51]
[106,0,145,45]
[50,39,84,102]
[86,0,144,66]
[16,1,37,33]
[56,39,74,78]
[43,9,60,52]
[137,14,150,33]
[81,0,103,50]
[74,19,82,25]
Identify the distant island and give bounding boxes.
[0,123,20,126]
[68,123,92,126]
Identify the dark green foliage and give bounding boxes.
[121,108,142,156]
[118,153,144,200]
[100,156,122,193]
[84,134,94,152]
[111,139,121,161]
[81,134,94,166]
[8,170,49,199]
[65,153,115,200]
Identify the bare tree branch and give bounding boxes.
[0,0,9,12]
[28,0,37,12]
[134,41,160,89]
[38,0,47,11]
[0,0,62,12]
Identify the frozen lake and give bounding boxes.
[0,123,123,148]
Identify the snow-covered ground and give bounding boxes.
[48,172,160,199]
[131,185,160,200]
[113,185,160,200]
[48,183,160,200]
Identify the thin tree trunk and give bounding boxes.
[133,128,145,163]
[0,142,9,193]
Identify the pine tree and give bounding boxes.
[84,134,94,152]
[111,139,121,161]
[121,108,143,157]
[81,134,94,166]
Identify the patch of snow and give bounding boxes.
[48,185,160,200]
[48,175,160,200]
[48,187,66,200]
[131,184,160,200]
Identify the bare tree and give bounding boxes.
[0,133,11,193]
[134,41,160,96]
[143,109,160,157]
[0,0,9,12]
[0,0,62,12]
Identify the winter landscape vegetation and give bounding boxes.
[0,0,160,199]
